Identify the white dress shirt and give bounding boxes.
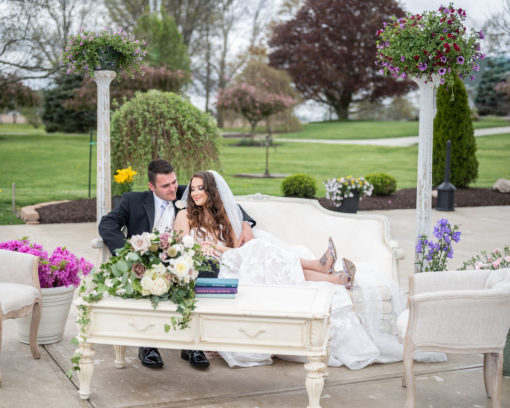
[153,193,175,232]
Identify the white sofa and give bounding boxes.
[237,195,406,331]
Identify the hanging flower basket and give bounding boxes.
[62,28,147,77]
[375,3,485,87]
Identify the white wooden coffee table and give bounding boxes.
[76,283,334,407]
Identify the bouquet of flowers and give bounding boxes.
[80,229,207,330]
[375,3,485,87]
[0,237,93,288]
[62,28,147,77]
[415,218,461,272]
[324,176,373,207]
[113,166,138,195]
[459,245,510,270]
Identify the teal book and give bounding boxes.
[195,293,236,299]
[195,278,239,288]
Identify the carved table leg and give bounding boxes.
[77,342,95,400]
[114,345,126,368]
[305,356,326,408]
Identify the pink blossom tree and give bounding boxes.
[216,83,295,140]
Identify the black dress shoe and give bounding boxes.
[181,349,210,369]
[138,347,164,368]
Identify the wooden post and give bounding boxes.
[94,70,116,263]
[412,76,438,271]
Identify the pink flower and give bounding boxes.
[474,261,486,270]
[505,256,510,262]
[131,262,146,278]
[492,258,503,268]
[129,234,152,254]
[159,232,171,250]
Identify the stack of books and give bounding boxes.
[195,278,239,299]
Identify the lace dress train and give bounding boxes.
[216,230,407,369]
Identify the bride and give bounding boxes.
[174,170,406,369]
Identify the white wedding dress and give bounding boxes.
[192,227,409,370]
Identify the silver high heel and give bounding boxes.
[335,257,356,290]
[327,237,337,274]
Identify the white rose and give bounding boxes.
[173,244,184,254]
[175,200,186,209]
[140,275,153,293]
[152,263,167,276]
[150,278,169,296]
[182,235,194,248]
[129,234,152,254]
[173,256,191,280]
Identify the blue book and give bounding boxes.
[195,278,239,288]
[196,293,236,299]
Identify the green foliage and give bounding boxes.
[475,57,510,116]
[42,74,96,133]
[111,90,220,180]
[134,11,190,71]
[433,77,478,187]
[281,174,316,198]
[364,172,397,196]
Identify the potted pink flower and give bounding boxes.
[0,238,93,344]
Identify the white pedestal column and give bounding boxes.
[94,70,116,264]
[413,76,438,271]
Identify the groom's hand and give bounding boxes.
[237,222,254,247]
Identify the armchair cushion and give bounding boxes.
[0,283,40,315]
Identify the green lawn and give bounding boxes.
[1,122,509,225]
[273,117,510,140]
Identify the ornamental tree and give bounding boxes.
[216,83,294,139]
[111,90,220,181]
[0,75,40,111]
[268,0,413,120]
[433,78,478,188]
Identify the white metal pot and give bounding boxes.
[16,285,75,345]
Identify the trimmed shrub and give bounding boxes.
[433,78,478,187]
[364,173,397,196]
[281,174,316,198]
[111,90,220,181]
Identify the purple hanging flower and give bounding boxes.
[418,62,428,71]
[438,68,447,76]
[456,55,465,64]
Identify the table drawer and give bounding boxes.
[199,315,308,348]
[88,308,193,342]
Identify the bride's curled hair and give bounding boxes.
[186,171,236,248]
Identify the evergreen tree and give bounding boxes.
[134,11,190,72]
[433,78,478,188]
[474,57,510,116]
[42,75,96,133]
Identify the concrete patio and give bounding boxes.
[0,206,509,408]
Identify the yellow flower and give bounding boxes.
[114,166,138,185]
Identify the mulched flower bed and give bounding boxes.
[36,188,510,224]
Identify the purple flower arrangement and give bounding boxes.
[415,218,461,272]
[0,238,93,288]
[375,3,485,87]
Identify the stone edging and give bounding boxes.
[20,200,70,225]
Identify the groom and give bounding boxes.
[99,159,255,369]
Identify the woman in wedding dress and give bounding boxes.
[174,170,408,370]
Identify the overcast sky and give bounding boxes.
[401,0,505,27]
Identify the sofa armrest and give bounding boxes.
[412,269,491,295]
[390,240,405,260]
[409,287,510,349]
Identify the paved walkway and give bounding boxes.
[0,206,509,407]
[274,126,510,147]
